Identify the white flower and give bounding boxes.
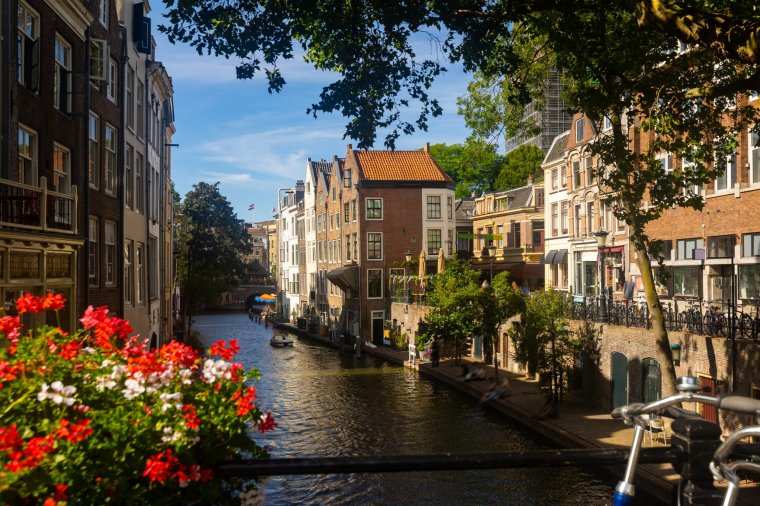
[160,426,182,443]
[122,377,146,400]
[38,381,77,406]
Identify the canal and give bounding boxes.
[196,313,614,505]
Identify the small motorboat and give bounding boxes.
[270,333,295,347]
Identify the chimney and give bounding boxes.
[527,175,533,185]
[423,142,430,152]
[333,155,338,161]
[347,144,353,151]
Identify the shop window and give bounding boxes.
[707,235,734,258]
[742,233,760,257]
[739,264,760,300]
[673,266,700,297]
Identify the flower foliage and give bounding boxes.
[0,294,274,505]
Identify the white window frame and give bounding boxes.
[427,195,442,219]
[18,124,37,186]
[88,112,100,189]
[715,153,737,192]
[107,58,117,102]
[54,34,71,113]
[366,198,383,220]
[367,269,383,299]
[104,124,116,195]
[603,116,612,131]
[136,242,145,304]
[89,217,99,285]
[17,1,40,92]
[52,143,70,194]
[105,221,116,286]
[367,232,383,261]
[447,196,453,220]
[427,228,442,255]
[124,241,133,305]
[136,152,144,213]
[680,158,702,197]
[575,118,585,142]
[99,0,109,28]
[136,80,145,139]
[125,144,133,208]
[656,153,673,174]
[126,66,135,131]
[551,169,558,190]
[750,130,760,185]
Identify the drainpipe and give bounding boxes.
[83,28,92,310]
[118,25,127,317]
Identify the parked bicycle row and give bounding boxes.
[569,296,760,340]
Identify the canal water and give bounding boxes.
[196,313,614,505]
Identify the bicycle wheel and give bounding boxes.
[717,314,728,338]
[740,314,752,338]
[703,314,716,336]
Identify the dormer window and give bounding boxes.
[575,118,585,142]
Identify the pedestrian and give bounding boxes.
[431,338,440,367]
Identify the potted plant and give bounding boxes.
[0,293,275,504]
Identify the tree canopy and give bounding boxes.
[494,144,545,191]
[428,140,502,198]
[176,182,251,333]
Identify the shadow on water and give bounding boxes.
[195,313,614,506]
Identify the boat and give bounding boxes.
[270,333,295,347]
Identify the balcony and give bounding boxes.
[0,177,77,234]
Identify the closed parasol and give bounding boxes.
[437,247,446,273]
[418,249,427,278]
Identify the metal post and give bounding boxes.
[669,417,724,505]
[599,248,608,323]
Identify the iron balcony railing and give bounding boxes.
[569,296,760,340]
[0,177,77,234]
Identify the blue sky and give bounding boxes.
[150,6,472,223]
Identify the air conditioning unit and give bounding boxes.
[90,39,108,82]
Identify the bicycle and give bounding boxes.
[710,425,760,506]
[679,299,703,334]
[611,376,760,506]
[738,300,760,340]
[702,300,727,337]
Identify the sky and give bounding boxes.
[150,5,473,224]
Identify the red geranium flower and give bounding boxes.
[143,449,179,483]
[208,339,240,361]
[15,293,44,315]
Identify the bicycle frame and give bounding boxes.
[710,426,760,506]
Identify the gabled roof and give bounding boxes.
[485,184,536,210]
[354,149,453,182]
[543,131,570,165]
[455,199,476,220]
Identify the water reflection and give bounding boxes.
[196,313,613,505]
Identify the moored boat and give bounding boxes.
[270,334,294,347]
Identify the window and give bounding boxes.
[552,169,558,190]
[54,36,71,113]
[585,157,594,186]
[124,241,133,305]
[345,234,351,261]
[104,125,116,195]
[99,0,109,27]
[17,2,40,92]
[742,233,760,257]
[367,269,383,298]
[574,204,582,237]
[427,195,441,219]
[149,237,158,298]
[560,165,567,188]
[707,235,734,259]
[448,229,454,254]
[575,118,585,142]
[89,217,98,285]
[332,186,336,202]
[715,154,737,191]
[126,67,135,130]
[344,169,352,187]
[509,222,522,248]
[447,196,453,220]
[673,267,700,297]
[352,200,357,221]
[367,232,382,260]
[366,198,382,219]
[532,221,544,249]
[586,201,594,236]
[561,202,568,234]
[136,80,144,138]
[676,238,704,260]
[352,233,358,259]
[52,144,70,194]
[536,189,544,207]
[136,153,144,213]
[88,113,100,189]
[107,59,117,102]
[105,222,116,286]
[136,243,145,304]
[572,160,581,188]
[739,265,760,300]
[750,131,760,185]
[18,126,37,185]
[428,229,442,254]
[603,116,612,131]
[344,202,349,223]
[125,144,134,208]
[551,203,559,236]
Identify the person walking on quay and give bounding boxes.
[431,337,440,367]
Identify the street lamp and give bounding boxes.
[487,243,497,282]
[594,228,610,323]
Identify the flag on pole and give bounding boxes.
[248,203,255,211]
[272,207,277,214]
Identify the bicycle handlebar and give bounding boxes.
[612,393,760,422]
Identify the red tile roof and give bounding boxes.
[354,150,453,182]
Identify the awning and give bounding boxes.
[327,265,360,292]
[554,249,568,264]
[542,250,557,265]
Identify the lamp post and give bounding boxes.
[594,228,609,323]
[486,243,497,282]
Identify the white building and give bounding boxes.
[278,181,304,320]
[542,131,570,291]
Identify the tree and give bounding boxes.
[494,144,545,190]
[161,0,760,394]
[511,289,577,401]
[176,182,251,337]
[429,139,503,198]
[476,272,525,381]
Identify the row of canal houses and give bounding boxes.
[2,0,176,346]
[276,95,760,414]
